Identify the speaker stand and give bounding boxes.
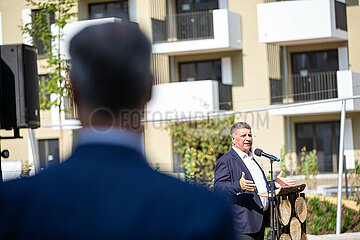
[0,128,23,183]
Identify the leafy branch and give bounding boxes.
[167,116,234,189]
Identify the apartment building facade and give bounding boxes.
[0,0,359,183]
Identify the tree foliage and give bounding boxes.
[167,116,234,189]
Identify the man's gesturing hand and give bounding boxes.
[274,171,296,188]
[240,172,256,191]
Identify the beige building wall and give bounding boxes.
[347,4,360,72]
[229,0,285,175]
[144,122,173,171]
[0,0,27,44]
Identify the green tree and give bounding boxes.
[168,116,234,189]
[21,0,77,161]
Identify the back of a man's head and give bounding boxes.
[69,21,152,113]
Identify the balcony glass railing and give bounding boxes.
[151,10,214,43]
[270,71,338,104]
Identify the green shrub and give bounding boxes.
[307,197,357,234]
[350,159,360,204]
[168,116,234,188]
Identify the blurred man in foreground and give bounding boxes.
[0,22,234,240]
[214,122,295,240]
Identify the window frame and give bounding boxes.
[88,0,129,20]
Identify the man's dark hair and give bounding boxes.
[69,21,152,113]
[230,122,251,137]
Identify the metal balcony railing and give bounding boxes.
[152,10,214,43]
[270,71,338,104]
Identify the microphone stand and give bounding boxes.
[269,158,276,240]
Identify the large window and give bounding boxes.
[39,139,60,170]
[291,50,338,75]
[295,121,340,173]
[89,1,129,20]
[179,59,221,82]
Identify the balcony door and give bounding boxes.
[295,121,340,173]
[175,0,218,40]
[291,50,338,102]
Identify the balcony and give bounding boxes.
[271,71,338,105]
[269,70,360,115]
[146,80,232,121]
[152,9,242,55]
[257,0,348,45]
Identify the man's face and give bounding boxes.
[232,128,252,154]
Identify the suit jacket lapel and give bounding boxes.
[230,148,263,207]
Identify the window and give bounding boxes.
[291,50,338,75]
[39,139,60,170]
[31,9,55,57]
[176,0,218,13]
[335,1,347,31]
[179,59,221,82]
[295,121,340,173]
[346,0,359,6]
[291,50,339,102]
[89,1,129,20]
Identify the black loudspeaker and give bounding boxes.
[0,44,40,130]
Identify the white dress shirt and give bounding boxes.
[233,147,269,210]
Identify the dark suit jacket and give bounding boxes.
[214,148,270,236]
[0,144,234,240]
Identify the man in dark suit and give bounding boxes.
[214,122,295,240]
[0,22,234,240]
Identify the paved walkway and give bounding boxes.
[308,232,360,240]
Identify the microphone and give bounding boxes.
[254,148,280,162]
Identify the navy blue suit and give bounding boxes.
[0,144,234,240]
[214,148,270,236]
